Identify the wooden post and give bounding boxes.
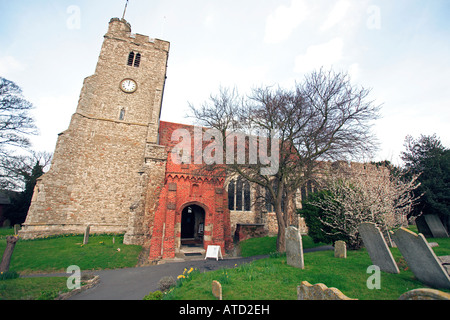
[0,236,19,273]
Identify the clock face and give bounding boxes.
[120,79,137,93]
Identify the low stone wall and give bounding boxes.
[234,224,268,242]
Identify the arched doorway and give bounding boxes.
[181,205,205,245]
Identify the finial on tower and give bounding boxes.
[122,0,129,20]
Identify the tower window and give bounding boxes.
[134,53,141,67]
[119,108,126,120]
[127,51,141,67]
[127,52,135,66]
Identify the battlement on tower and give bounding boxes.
[106,17,169,52]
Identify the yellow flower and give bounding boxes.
[187,267,194,274]
[177,275,186,279]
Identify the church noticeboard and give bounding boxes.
[205,245,223,261]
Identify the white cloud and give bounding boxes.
[264,0,308,44]
[0,56,26,78]
[204,14,214,28]
[348,63,360,81]
[320,0,351,31]
[294,38,344,73]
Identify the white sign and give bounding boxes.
[205,245,223,261]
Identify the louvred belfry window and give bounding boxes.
[134,53,141,67]
[127,52,141,67]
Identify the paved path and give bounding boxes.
[70,255,269,300]
[25,245,333,300]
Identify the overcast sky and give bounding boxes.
[1,0,449,165]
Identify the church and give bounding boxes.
[20,18,308,261]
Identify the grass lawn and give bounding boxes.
[0,230,142,300]
[239,235,328,257]
[0,277,72,300]
[166,234,450,300]
[0,233,142,274]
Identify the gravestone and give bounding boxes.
[83,225,90,245]
[285,226,304,269]
[415,215,433,238]
[424,215,449,238]
[358,223,399,274]
[392,228,450,289]
[297,281,356,300]
[334,241,347,258]
[0,236,19,273]
[398,288,450,300]
[212,280,222,300]
[13,224,20,235]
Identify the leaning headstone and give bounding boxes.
[297,281,356,300]
[358,223,399,274]
[334,241,347,258]
[212,280,222,300]
[0,236,19,273]
[415,215,433,238]
[424,215,449,238]
[285,226,304,269]
[392,228,450,289]
[439,256,450,275]
[83,225,90,245]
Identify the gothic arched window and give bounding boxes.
[228,177,251,211]
[228,180,235,210]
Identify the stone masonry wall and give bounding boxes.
[21,18,170,240]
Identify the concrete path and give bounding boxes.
[24,245,333,300]
[70,255,269,300]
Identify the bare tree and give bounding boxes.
[0,77,36,150]
[189,69,381,252]
[0,77,37,190]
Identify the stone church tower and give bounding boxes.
[21,18,170,244]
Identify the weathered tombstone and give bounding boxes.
[285,226,304,269]
[0,236,19,273]
[398,288,450,300]
[415,215,433,238]
[83,225,90,245]
[358,223,399,274]
[212,280,222,300]
[334,240,347,258]
[297,281,356,300]
[424,215,449,238]
[392,227,450,289]
[13,224,20,235]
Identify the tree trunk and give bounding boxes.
[275,204,286,252]
[276,224,286,253]
[0,236,19,273]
